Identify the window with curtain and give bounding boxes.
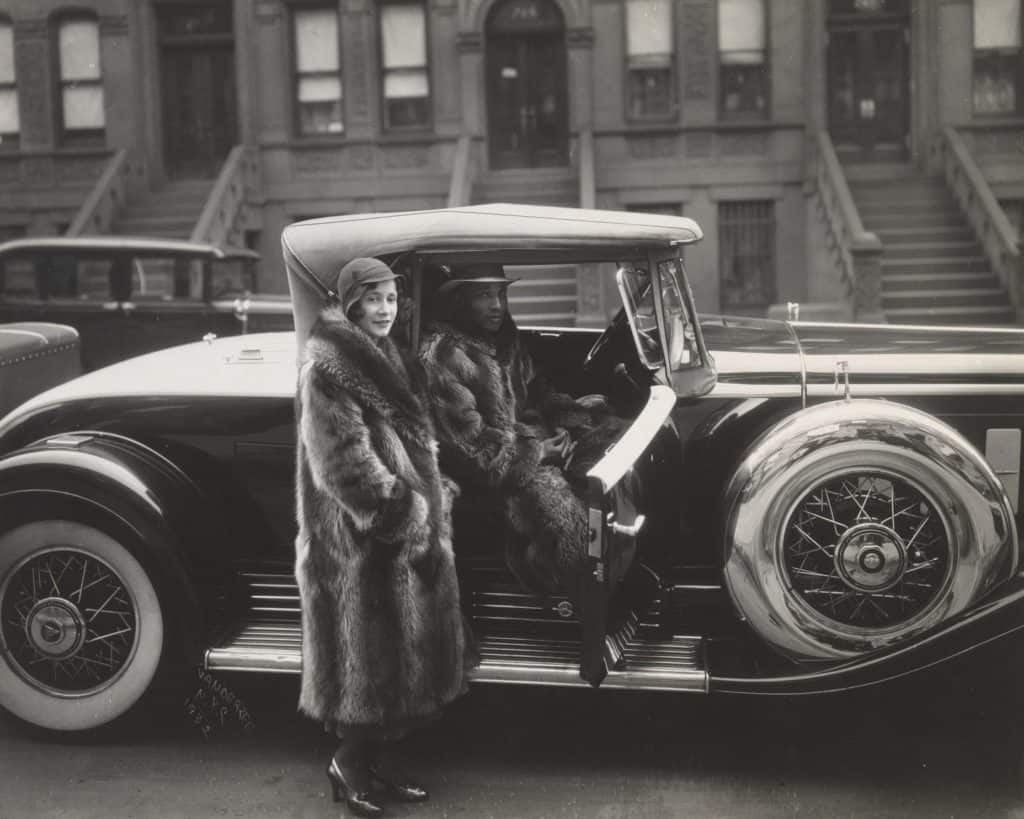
[57,16,105,142]
[973,0,1023,115]
[293,6,343,135]
[380,2,430,129]
[626,0,675,119]
[718,0,768,119]
[0,18,17,148]
[720,200,775,311]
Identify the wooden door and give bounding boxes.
[157,3,237,178]
[486,0,568,169]
[828,22,909,161]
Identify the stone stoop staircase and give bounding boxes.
[473,169,579,326]
[849,166,1014,326]
[113,178,214,240]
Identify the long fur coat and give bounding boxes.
[294,304,470,730]
[418,318,591,596]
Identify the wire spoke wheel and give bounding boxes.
[1,549,138,695]
[782,472,951,628]
[0,520,164,732]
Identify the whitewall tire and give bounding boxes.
[0,520,164,732]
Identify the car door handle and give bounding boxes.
[610,514,646,539]
[102,301,120,311]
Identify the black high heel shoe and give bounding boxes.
[327,757,385,817]
[368,760,430,803]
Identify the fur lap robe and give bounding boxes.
[294,304,471,732]
[419,318,612,598]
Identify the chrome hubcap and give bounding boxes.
[835,524,906,593]
[26,598,86,659]
[1,549,137,694]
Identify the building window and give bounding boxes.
[0,18,17,149]
[293,6,343,135]
[56,15,105,144]
[625,0,675,119]
[380,2,430,129]
[718,0,768,119]
[973,0,1023,115]
[720,201,775,311]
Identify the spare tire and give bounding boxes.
[722,399,1017,662]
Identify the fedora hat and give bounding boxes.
[435,263,519,296]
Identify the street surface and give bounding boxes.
[2,652,1023,819]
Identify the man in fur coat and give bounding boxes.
[418,264,608,600]
[295,257,471,814]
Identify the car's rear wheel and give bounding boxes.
[0,520,165,732]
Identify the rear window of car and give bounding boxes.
[209,257,256,298]
[130,255,204,301]
[1,252,115,301]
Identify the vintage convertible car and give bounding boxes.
[0,204,1022,734]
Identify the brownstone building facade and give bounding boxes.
[0,0,1021,324]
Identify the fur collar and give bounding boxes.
[424,318,521,365]
[306,304,434,448]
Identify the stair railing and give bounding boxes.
[446,134,475,208]
[932,125,1022,320]
[810,130,884,322]
[578,128,595,209]
[66,149,146,236]
[191,145,260,246]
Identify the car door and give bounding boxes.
[578,252,715,686]
[578,382,678,685]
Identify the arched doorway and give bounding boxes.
[485,0,568,169]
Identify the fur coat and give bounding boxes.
[418,318,592,596]
[294,304,470,730]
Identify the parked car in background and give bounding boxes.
[1,205,1023,736]
[0,322,81,418]
[0,237,293,371]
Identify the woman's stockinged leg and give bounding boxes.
[327,725,385,817]
[368,736,430,803]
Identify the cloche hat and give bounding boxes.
[335,257,401,313]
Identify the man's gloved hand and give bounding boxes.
[540,427,572,467]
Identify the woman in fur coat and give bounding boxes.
[295,257,471,817]
[418,264,615,600]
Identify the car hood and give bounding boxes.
[0,332,298,437]
[792,320,1024,393]
[701,315,1024,399]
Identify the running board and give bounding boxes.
[205,622,707,693]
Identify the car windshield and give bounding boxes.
[618,257,700,372]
